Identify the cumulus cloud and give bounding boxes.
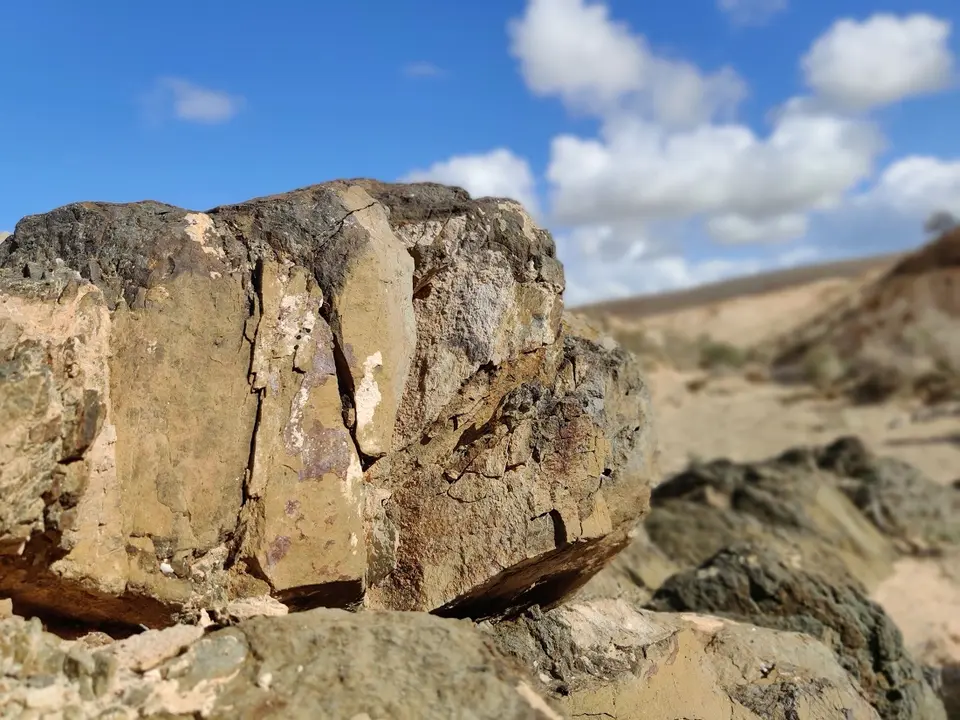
[404,1,960,303]
[707,212,808,244]
[401,148,540,216]
[560,233,823,305]
[510,0,889,256]
[802,14,955,110]
[547,109,883,231]
[855,156,960,217]
[717,0,788,27]
[508,0,746,126]
[145,77,244,125]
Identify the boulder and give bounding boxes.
[489,598,880,719]
[644,443,898,591]
[648,543,947,720]
[0,181,655,626]
[0,608,562,719]
[804,436,960,553]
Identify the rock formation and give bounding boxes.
[771,226,960,402]
[631,435,960,596]
[491,598,881,719]
[648,543,947,720]
[0,181,655,628]
[0,608,563,719]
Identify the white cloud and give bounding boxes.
[718,0,787,27]
[401,1,960,304]
[146,77,244,125]
[855,155,960,217]
[707,212,808,244]
[547,109,883,228]
[802,14,955,110]
[401,148,540,216]
[560,232,823,305]
[508,0,746,126]
[511,0,885,262]
[402,61,445,78]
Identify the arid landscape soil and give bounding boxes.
[583,231,960,706]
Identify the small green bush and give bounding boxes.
[801,344,845,390]
[698,338,747,370]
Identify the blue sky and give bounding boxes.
[2,0,959,304]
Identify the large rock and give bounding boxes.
[0,181,655,625]
[0,608,562,719]
[648,543,947,720]
[804,436,960,553]
[490,598,880,719]
[644,441,898,591]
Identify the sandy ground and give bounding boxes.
[646,366,960,669]
[638,276,862,347]
[650,369,960,485]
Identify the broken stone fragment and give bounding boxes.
[238,260,366,606]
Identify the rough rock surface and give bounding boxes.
[644,440,899,591]
[648,543,947,720]
[0,608,562,719]
[490,598,880,719]
[634,434,960,600]
[0,181,655,626]
[804,436,960,552]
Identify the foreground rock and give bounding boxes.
[489,597,880,719]
[0,608,561,719]
[0,181,655,626]
[648,543,947,720]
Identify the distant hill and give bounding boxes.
[771,231,960,402]
[575,253,903,319]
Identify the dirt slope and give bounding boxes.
[771,229,960,398]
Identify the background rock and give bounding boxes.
[806,436,960,553]
[489,597,880,719]
[648,543,947,720]
[644,440,899,591]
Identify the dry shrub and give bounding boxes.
[697,336,747,371]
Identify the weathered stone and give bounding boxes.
[490,598,880,719]
[801,436,960,553]
[645,442,900,592]
[363,317,656,616]
[648,543,947,720]
[0,181,653,625]
[238,260,365,606]
[0,609,562,719]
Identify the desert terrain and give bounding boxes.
[2,186,957,718]
[582,243,960,685]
